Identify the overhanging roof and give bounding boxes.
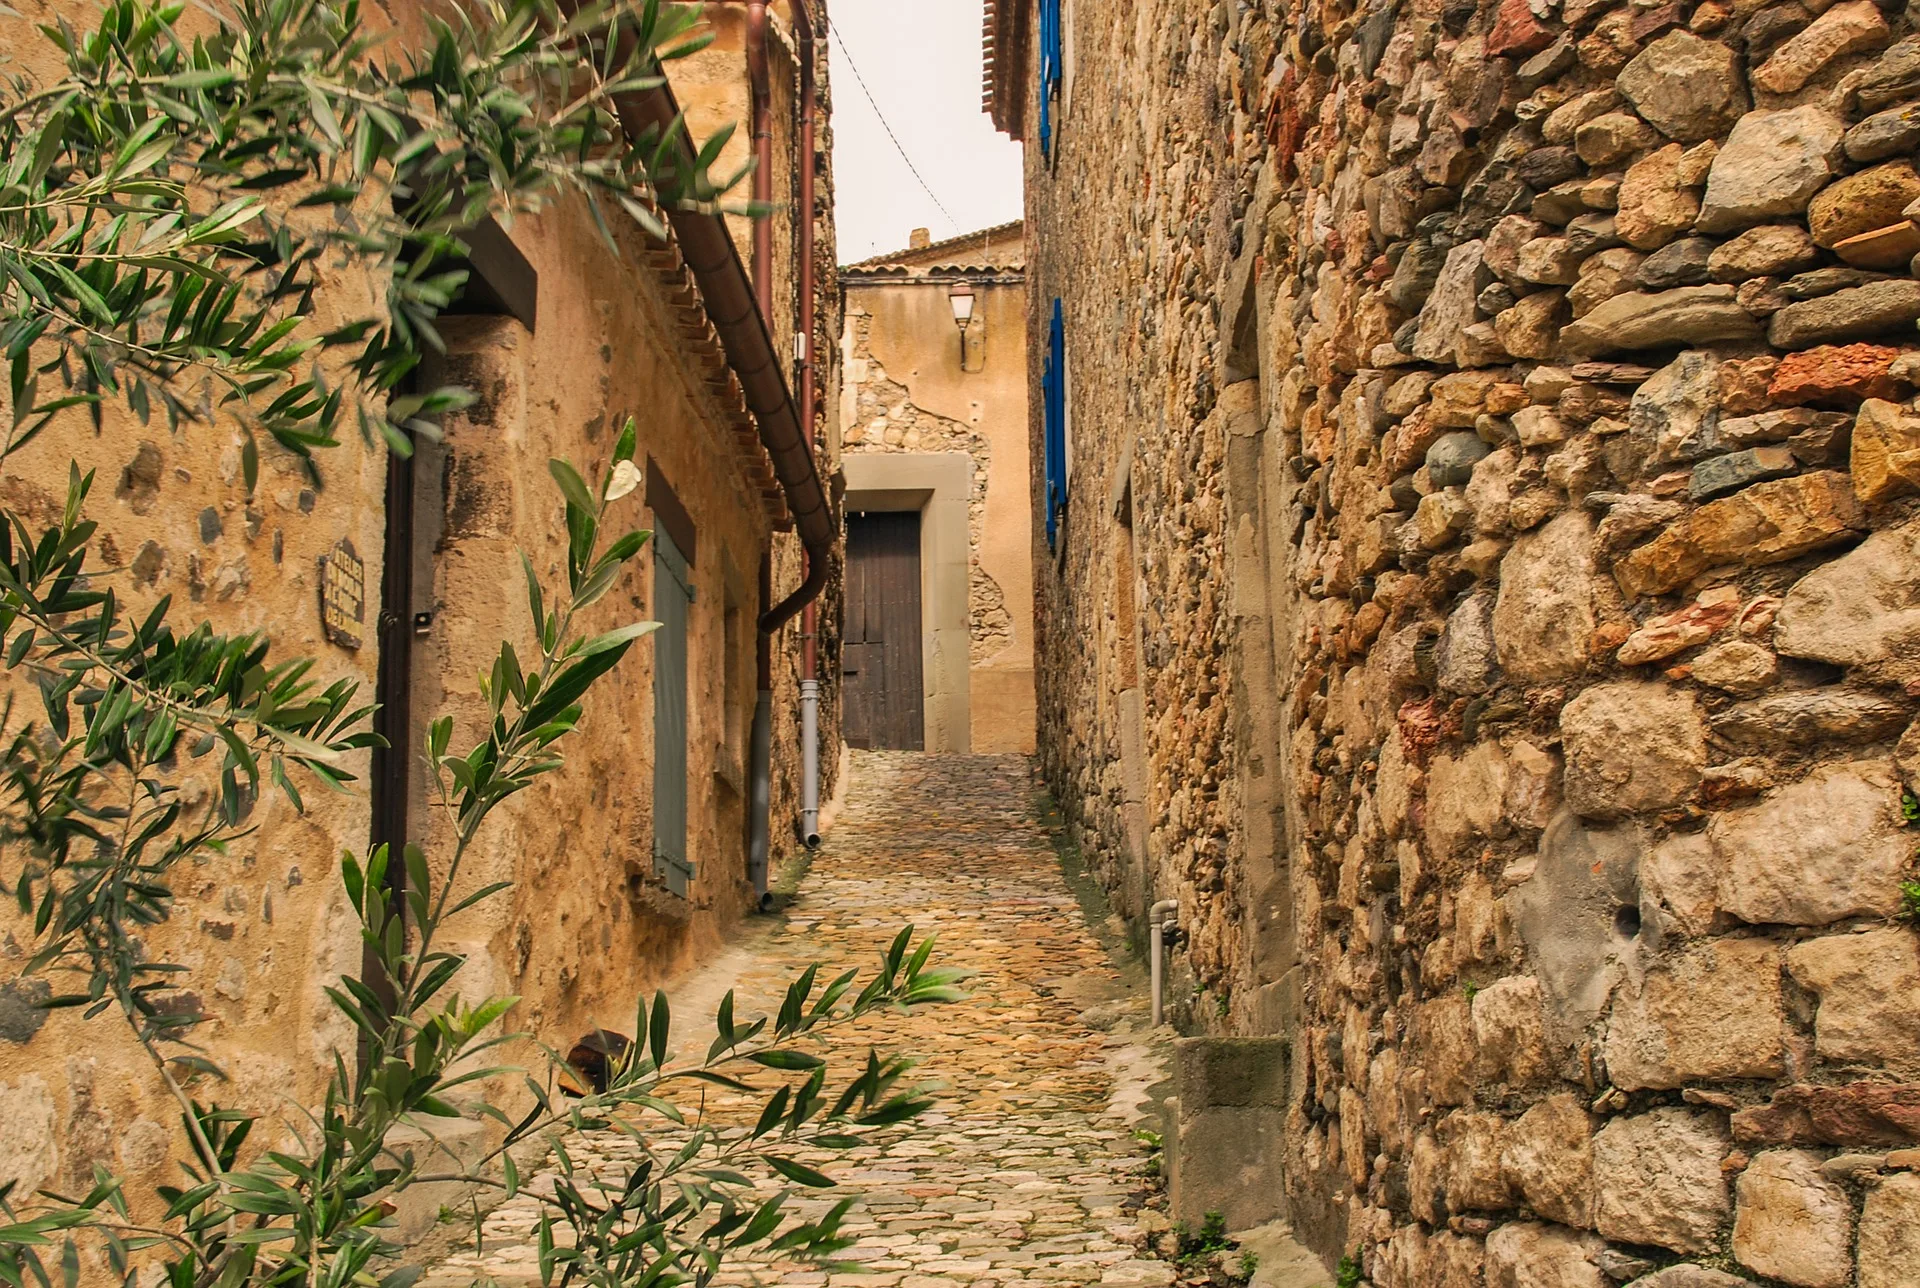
[983,0,1029,140]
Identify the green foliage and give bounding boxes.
[1,459,378,1015]
[0,4,956,1288]
[1336,1253,1364,1288]
[0,0,742,472]
[1899,880,1920,922]
[1902,789,1919,825]
[1238,1249,1260,1281]
[1,441,961,1288]
[1175,1211,1232,1262]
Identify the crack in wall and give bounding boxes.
[844,308,1015,667]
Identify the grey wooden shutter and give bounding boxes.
[652,527,694,896]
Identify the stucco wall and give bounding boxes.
[842,277,1036,754]
[0,0,838,1251]
[1021,0,1920,1280]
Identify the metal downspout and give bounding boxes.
[744,0,777,906]
[554,0,837,900]
[794,0,823,850]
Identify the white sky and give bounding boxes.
[828,0,1026,264]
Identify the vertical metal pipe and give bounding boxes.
[743,1,777,905]
[799,680,821,845]
[1149,899,1178,1026]
[794,0,823,847]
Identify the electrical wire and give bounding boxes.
[830,22,963,237]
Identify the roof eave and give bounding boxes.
[982,0,1029,140]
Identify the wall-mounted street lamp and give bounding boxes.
[948,281,975,370]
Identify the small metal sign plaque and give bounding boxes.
[318,538,365,650]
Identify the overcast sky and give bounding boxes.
[828,0,1025,264]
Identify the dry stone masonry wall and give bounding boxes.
[1025,0,1920,1281]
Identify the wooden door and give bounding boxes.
[843,511,925,751]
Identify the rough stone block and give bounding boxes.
[1484,1221,1606,1288]
[1712,763,1911,926]
[1774,515,1920,684]
[0,1075,59,1205]
[1425,742,1510,860]
[1605,937,1787,1089]
[1560,681,1706,819]
[1167,1038,1289,1233]
[1709,687,1911,750]
[1787,929,1920,1070]
[1493,511,1597,681]
[0,977,51,1045]
[1501,1094,1597,1229]
[1857,1170,1920,1288]
[1444,1111,1514,1213]
[1614,471,1865,597]
[1593,1108,1731,1253]
[1471,975,1550,1087]
[1697,106,1844,233]
[1617,32,1747,142]
[1732,1083,1920,1148]
[1852,397,1920,502]
[1731,1149,1854,1287]
[1562,285,1764,355]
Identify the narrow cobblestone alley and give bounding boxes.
[420,753,1187,1288]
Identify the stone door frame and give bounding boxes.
[841,452,973,753]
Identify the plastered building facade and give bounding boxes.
[0,0,842,1244]
[839,224,1037,755]
[994,0,1920,1280]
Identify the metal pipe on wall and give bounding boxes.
[554,0,838,903]
[748,552,775,909]
[794,0,823,850]
[1149,899,1179,1027]
[740,0,825,850]
[742,0,779,903]
[745,1,773,312]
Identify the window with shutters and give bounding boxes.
[1038,0,1063,159]
[1041,298,1070,547]
[652,526,694,897]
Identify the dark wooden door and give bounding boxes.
[843,511,925,751]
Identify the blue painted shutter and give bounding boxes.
[652,527,694,897]
[1042,299,1067,547]
[1039,0,1062,158]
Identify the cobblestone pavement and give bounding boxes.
[419,753,1179,1288]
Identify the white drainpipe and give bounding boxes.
[799,678,822,848]
[1149,899,1179,1027]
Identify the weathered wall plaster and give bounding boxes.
[843,266,1036,753]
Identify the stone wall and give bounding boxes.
[1017,0,1920,1281]
[0,0,838,1249]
